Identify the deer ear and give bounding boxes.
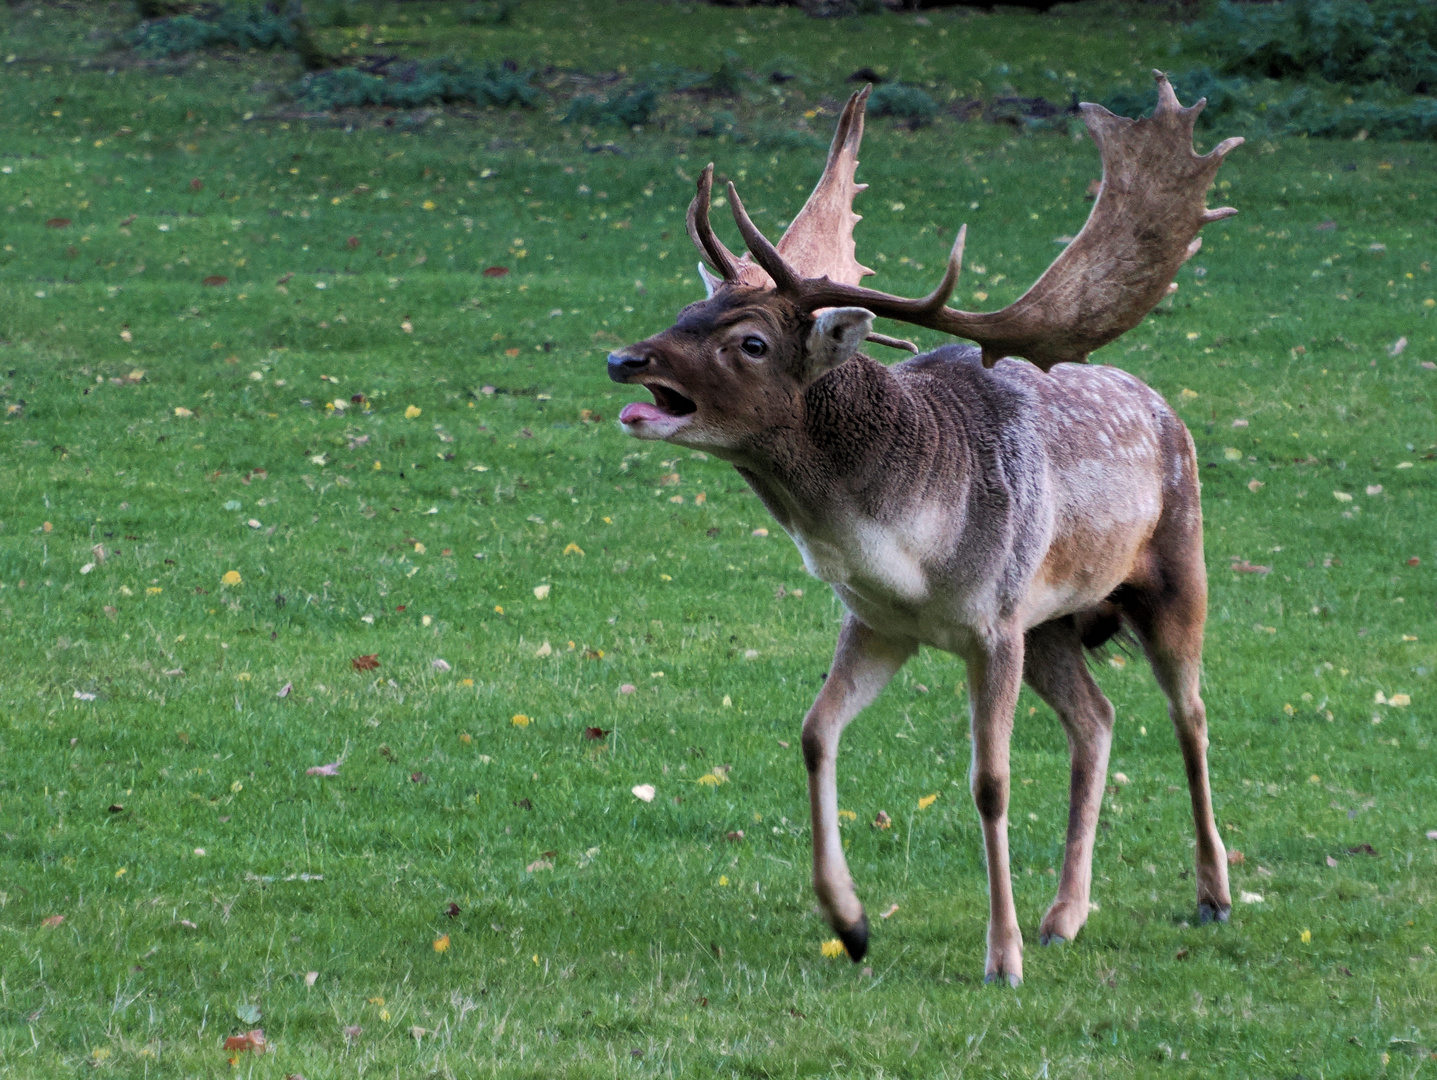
[804,307,874,378]
[698,263,724,299]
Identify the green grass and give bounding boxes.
[0,2,1434,1076]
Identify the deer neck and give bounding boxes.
[730,354,961,536]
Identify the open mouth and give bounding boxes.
[619,383,697,425]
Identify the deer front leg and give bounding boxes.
[967,633,1025,986]
[803,615,916,962]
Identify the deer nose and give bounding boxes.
[606,351,650,382]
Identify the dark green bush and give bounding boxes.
[564,86,658,127]
[291,61,538,110]
[131,2,306,55]
[1193,0,1437,95]
[867,83,938,126]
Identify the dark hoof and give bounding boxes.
[837,913,870,963]
[1039,932,1067,946]
[984,971,1022,988]
[1198,901,1231,924]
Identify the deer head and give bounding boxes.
[608,72,1241,456]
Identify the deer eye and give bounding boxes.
[739,336,767,357]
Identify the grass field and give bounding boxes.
[1,2,1434,1076]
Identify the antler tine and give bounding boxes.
[727,181,802,294]
[771,86,874,286]
[686,164,744,282]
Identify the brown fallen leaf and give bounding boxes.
[1347,843,1378,856]
[1231,560,1271,575]
[46,217,71,229]
[40,914,65,928]
[352,654,380,672]
[482,266,509,278]
[583,726,610,740]
[343,1024,363,1043]
[223,1030,266,1055]
[1227,849,1244,865]
[725,830,745,842]
[203,275,228,287]
[873,810,892,830]
[446,902,461,918]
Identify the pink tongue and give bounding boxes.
[620,401,669,424]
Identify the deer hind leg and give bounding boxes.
[1022,617,1116,946]
[966,632,1026,986]
[1126,559,1231,924]
[802,615,916,962]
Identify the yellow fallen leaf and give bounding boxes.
[1333,491,1353,503]
[838,809,857,821]
[1180,387,1199,398]
[563,543,585,555]
[174,406,193,417]
[222,570,242,586]
[511,714,531,727]
[718,875,729,886]
[1299,928,1311,944]
[1224,447,1242,461]
[917,793,938,810]
[1389,693,1411,707]
[405,405,422,418]
[820,939,846,958]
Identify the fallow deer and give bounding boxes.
[608,73,1242,985]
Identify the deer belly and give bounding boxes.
[1024,498,1160,624]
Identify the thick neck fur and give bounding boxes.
[731,353,972,535]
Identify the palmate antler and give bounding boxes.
[692,72,1243,371]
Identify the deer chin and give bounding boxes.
[618,382,697,440]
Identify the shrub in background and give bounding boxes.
[1193,0,1437,95]
[131,1,330,68]
[292,60,538,110]
[564,85,658,127]
[867,82,938,126]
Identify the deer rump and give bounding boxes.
[608,74,1240,985]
